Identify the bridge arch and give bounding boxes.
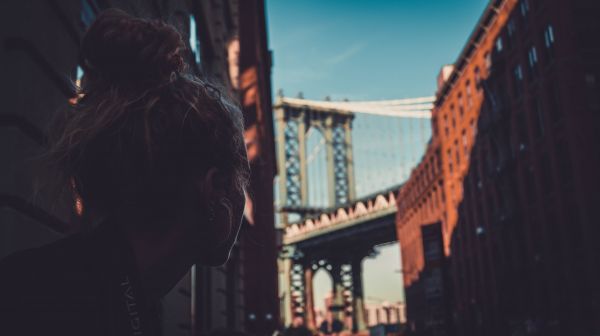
[362,243,406,325]
[277,95,434,329]
[312,266,334,327]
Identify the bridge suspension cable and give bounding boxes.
[279,96,435,119]
[275,95,434,221]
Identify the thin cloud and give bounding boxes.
[328,92,372,101]
[272,23,330,49]
[278,66,330,84]
[325,42,367,65]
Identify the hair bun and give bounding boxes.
[81,9,186,85]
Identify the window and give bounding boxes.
[547,83,562,121]
[541,153,554,194]
[189,15,201,64]
[462,130,468,158]
[448,149,453,174]
[470,118,477,138]
[497,83,508,113]
[487,138,498,173]
[528,46,538,67]
[485,52,492,72]
[458,93,465,117]
[474,67,482,90]
[501,124,512,159]
[508,124,518,158]
[507,18,517,49]
[517,112,528,151]
[496,37,503,52]
[555,140,573,185]
[466,81,473,109]
[443,114,449,137]
[520,0,530,30]
[514,64,523,81]
[528,46,539,77]
[450,103,457,130]
[455,140,461,165]
[526,164,537,203]
[544,24,555,48]
[533,97,545,138]
[514,64,524,96]
[428,194,434,213]
[544,24,556,60]
[520,0,530,17]
[508,18,517,37]
[81,0,98,28]
[76,66,84,81]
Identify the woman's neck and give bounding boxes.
[121,217,196,302]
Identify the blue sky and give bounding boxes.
[267,0,488,100]
[267,0,489,312]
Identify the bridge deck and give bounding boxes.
[283,204,397,245]
[283,189,400,251]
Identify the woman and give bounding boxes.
[0,9,249,336]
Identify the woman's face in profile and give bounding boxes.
[208,173,247,265]
[178,146,248,267]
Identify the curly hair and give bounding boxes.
[47,9,249,220]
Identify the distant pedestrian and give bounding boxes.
[318,320,344,335]
[284,316,314,336]
[318,313,343,336]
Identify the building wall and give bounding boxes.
[237,0,279,333]
[365,302,406,326]
[395,0,518,334]
[396,140,444,288]
[0,0,81,261]
[451,0,600,335]
[433,0,518,257]
[397,0,600,334]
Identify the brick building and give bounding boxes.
[0,1,278,334]
[396,0,517,333]
[397,0,600,334]
[451,0,600,334]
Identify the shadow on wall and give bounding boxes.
[0,0,82,260]
[403,222,454,336]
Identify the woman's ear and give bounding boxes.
[201,167,226,200]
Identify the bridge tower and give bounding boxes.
[274,92,356,225]
[276,94,434,330]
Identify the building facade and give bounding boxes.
[397,0,600,335]
[396,0,517,334]
[0,1,277,335]
[451,0,600,335]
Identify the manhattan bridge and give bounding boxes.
[274,92,434,332]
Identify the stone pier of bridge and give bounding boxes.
[283,246,374,333]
